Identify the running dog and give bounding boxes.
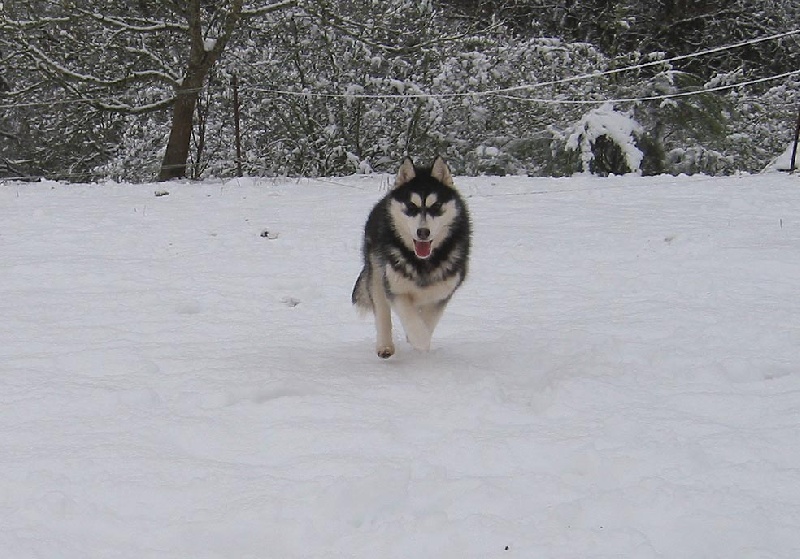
[352,156,471,358]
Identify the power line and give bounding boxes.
[500,27,800,97]
[244,69,800,105]
[497,69,800,105]
[0,87,204,110]
[246,28,800,100]
[2,28,799,109]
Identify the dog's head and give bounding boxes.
[388,156,461,260]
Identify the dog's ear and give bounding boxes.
[430,156,454,187]
[394,157,416,188]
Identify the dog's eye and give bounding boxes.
[428,202,444,214]
[405,204,420,216]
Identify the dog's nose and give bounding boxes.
[416,227,430,240]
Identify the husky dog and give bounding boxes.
[352,156,471,358]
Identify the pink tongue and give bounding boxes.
[414,240,432,258]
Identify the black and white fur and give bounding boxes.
[352,156,471,358]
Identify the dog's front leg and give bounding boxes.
[370,275,395,358]
[392,296,431,351]
[419,301,447,337]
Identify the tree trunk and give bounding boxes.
[157,0,245,181]
[158,76,205,181]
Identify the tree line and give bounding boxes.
[2,0,799,182]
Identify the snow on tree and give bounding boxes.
[0,0,294,181]
[564,104,643,175]
[2,0,799,181]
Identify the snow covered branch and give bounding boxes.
[22,42,179,88]
[73,9,188,34]
[242,0,298,17]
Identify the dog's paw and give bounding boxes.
[377,344,395,359]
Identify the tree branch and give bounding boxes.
[22,42,179,87]
[74,8,188,33]
[242,0,298,18]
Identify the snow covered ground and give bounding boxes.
[2,172,800,558]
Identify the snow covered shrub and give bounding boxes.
[563,104,644,175]
[589,135,632,175]
[99,112,172,182]
[219,7,613,177]
[629,70,730,175]
[723,79,800,173]
[464,143,530,176]
[222,0,455,176]
[666,147,733,175]
[436,37,609,176]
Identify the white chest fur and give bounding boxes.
[384,265,462,306]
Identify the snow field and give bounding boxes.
[2,173,800,558]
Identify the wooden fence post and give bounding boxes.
[232,74,243,177]
[790,103,800,173]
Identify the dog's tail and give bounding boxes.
[351,267,373,314]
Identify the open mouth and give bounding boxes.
[413,239,432,259]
